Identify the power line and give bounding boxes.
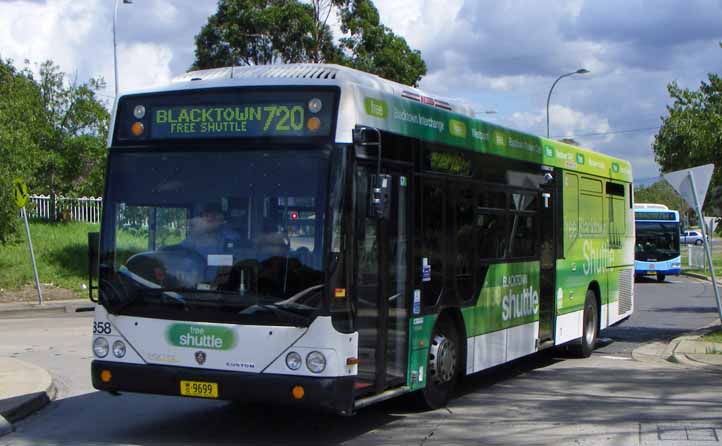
[554,125,661,139]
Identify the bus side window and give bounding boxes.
[454,183,476,302]
[420,180,445,307]
[563,173,579,255]
[476,188,507,260]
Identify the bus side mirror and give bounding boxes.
[368,174,391,219]
[88,232,100,302]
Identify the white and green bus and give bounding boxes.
[89,64,635,414]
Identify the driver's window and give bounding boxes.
[156,207,188,248]
[114,204,151,268]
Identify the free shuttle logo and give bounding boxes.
[166,324,236,351]
[500,274,539,322]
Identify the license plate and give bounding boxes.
[180,380,218,398]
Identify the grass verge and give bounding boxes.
[0,220,99,298]
[680,242,722,279]
[702,328,722,343]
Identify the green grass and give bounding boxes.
[0,221,99,296]
[680,242,722,278]
[702,328,722,343]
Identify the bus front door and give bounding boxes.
[539,181,557,345]
[353,165,410,395]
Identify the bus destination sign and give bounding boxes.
[150,103,332,139]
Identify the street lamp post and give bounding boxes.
[546,68,589,138]
[113,0,133,97]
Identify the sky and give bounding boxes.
[1,0,722,180]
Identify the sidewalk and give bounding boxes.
[0,298,90,436]
[632,323,722,370]
[0,358,56,437]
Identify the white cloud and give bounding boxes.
[117,42,174,93]
[508,105,612,144]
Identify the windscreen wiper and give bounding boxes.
[241,299,311,326]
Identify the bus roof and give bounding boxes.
[635,203,669,210]
[115,63,632,183]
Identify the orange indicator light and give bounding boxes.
[346,357,359,366]
[292,385,305,400]
[100,369,112,383]
[334,288,346,298]
[307,117,321,131]
[131,121,145,136]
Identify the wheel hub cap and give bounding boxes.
[429,334,457,385]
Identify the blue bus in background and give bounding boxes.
[634,204,681,282]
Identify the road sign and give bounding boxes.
[664,164,720,324]
[663,164,714,209]
[12,178,29,209]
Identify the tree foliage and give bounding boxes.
[337,0,426,86]
[653,45,722,215]
[0,58,108,242]
[634,180,690,218]
[192,0,342,68]
[192,0,426,86]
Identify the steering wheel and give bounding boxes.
[154,245,208,287]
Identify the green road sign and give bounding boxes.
[13,178,28,209]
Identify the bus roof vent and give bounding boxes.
[173,65,339,83]
[634,203,669,210]
[233,64,339,80]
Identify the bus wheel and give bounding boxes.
[416,317,460,410]
[657,273,666,282]
[572,290,598,358]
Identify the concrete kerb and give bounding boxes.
[0,299,92,319]
[0,358,57,438]
[681,270,722,284]
[632,320,722,370]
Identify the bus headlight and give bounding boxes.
[285,351,302,370]
[112,340,127,358]
[306,351,326,373]
[93,337,109,358]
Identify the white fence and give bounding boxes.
[27,195,103,224]
[688,244,707,270]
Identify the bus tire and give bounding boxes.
[657,273,666,282]
[416,316,460,410]
[571,290,598,358]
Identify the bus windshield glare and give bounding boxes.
[99,149,330,325]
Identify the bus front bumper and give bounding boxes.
[92,360,355,415]
[635,268,681,276]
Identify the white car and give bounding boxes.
[681,230,707,245]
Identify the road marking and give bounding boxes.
[599,355,631,360]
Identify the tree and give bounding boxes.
[0,58,109,242]
[192,0,427,86]
[653,44,722,216]
[192,0,341,68]
[634,180,690,221]
[0,58,44,242]
[34,61,109,198]
[336,0,426,86]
